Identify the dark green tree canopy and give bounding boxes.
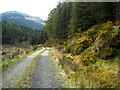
[2,22,48,45]
[45,2,117,40]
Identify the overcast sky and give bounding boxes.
[0,0,60,20]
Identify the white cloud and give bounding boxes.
[0,0,60,20]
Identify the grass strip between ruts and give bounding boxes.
[15,49,46,88]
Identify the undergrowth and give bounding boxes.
[47,20,120,88]
[1,45,42,72]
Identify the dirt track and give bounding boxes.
[31,49,64,88]
[1,48,45,88]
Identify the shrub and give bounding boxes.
[115,20,120,26]
[96,47,114,60]
[59,55,74,73]
[102,21,113,30]
[65,43,74,53]
[64,41,67,46]
[74,37,93,55]
[81,50,96,66]
[56,45,64,51]
[76,33,82,37]
[94,21,119,60]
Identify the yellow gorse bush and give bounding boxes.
[111,29,118,39]
[64,41,67,46]
[65,54,74,59]
[65,43,73,53]
[82,51,95,62]
[74,37,93,55]
[115,20,120,26]
[102,21,113,30]
[77,33,82,37]
[99,30,108,36]
[111,32,118,38]
[77,37,93,44]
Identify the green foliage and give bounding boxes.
[74,37,93,55]
[44,39,65,47]
[97,47,114,60]
[52,20,119,62]
[46,2,119,88]
[69,2,115,35]
[93,21,120,59]
[59,55,75,73]
[2,22,48,45]
[45,2,72,39]
[45,2,116,40]
[65,43,74,53]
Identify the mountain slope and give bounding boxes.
[2,11,45,30]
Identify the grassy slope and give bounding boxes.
[1,45,42,72]
[47,21,120,88]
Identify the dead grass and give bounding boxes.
[2,45,42,72]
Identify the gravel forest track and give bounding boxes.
[1,48,45,88]
[30,48,64,88]
[1,48,65,88]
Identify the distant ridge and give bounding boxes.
[2,11,45,30]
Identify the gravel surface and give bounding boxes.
[31,49,63,88]
[0,48,45,88]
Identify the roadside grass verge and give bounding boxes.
[49,47,119,88]
[49,49,70,88]
[1,46,42,72]
[49,48,73,88]
[15,49,46,88]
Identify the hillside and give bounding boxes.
[2,11,45,30]
[1,2,120,89]
[2,22,47,45]
[44,2,120,88]
[45,20,120,88]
